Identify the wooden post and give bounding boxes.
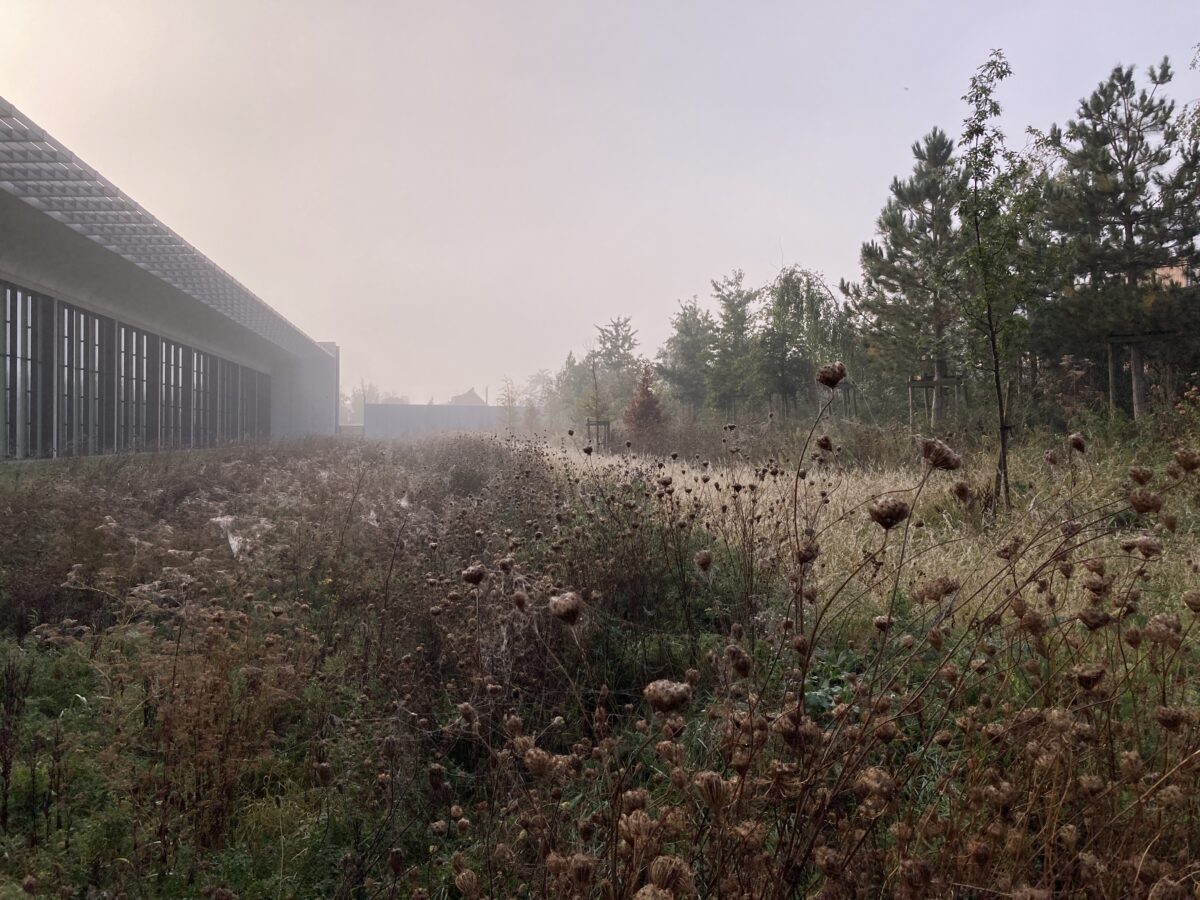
[1130,343,1147,420]
[1107,342,1118,418]
[908,383,914,430]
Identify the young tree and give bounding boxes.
[497,376,521,430]
[959,49,1051,507]
[845,128,969,427]
[550,351,592,426]
[1042,58,1200,418]
[592,316,639,374]
[657,298,717,418]
[757,267,841,417]
[709,270,761,420]
[623,364,666,443]
[586,317,641,417]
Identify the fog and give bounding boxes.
[1,0,1196,402]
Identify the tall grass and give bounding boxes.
[0,401,1197,897]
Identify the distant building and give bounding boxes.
[1154,264,1193,288]
[364,390,526,439]
[448,388,486,406]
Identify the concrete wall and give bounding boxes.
[364,403,521,438]
[272,344,340,438]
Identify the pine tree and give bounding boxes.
[708,271,760,420]
[623,364,666,443]
[658,298,717,418]
[1041,59,1200,417]
[844,128,969,426]
[586,316,641,416]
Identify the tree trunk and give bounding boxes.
[1130,343,1147,420]
[984,302,1011,509]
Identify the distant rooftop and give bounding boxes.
[0,95,321,358]
[448,388,486,406]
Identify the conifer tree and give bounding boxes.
[623,364,666,443]
[708,271,761,420]
[844,128,968,426]
[1042,59,1200,417]
[658,298,717,418]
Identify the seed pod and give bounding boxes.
[816,361,847,389]
[643,679,692,713]
[1155,706,1188,732]
[921,438,962,471]
[868,497,910,530]
[461,565,487,585]
[1128,466,1154,486]
[1128,489,1163,515]
[1173,447,1200,473]
[549,591,583,625]
[387,848,405,875]
[1073,663,1106,691]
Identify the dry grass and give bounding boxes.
[0,418,1197,898]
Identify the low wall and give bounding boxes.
[364,403,523,438]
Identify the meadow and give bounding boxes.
[0,408,1199,898]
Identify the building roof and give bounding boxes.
[0,95,321,358]
[448,388,486,406]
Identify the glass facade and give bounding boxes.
[2,280,271,459]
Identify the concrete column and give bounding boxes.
[182,347,194,447]
[37,295,57,457]
[145,334,161,448]
[100,318,116,453]
[1,287,7,461]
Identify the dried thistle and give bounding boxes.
[644,679,692,713]
[868,496,911,530]
[816,361,847,389]
[921,438,962,471]
[549,591,583,625]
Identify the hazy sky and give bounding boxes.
[1,2,1197,402]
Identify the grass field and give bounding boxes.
[0,422,1198,898]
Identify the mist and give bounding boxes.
[2,0,1196,402]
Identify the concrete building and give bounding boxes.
[0,96,338,459]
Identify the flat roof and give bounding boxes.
[0,95,322,359]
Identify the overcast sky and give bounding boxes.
[1,2,1197,402]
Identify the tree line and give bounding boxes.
[529,46,1200,446]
